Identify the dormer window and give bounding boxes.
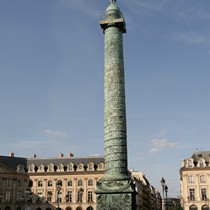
[199,160,204,168]
[98,163,104,170]
[57,164,64,172]
[188,160,193,168]
[17,165,25,172]
[68,163,74,171]
[48,164,54,172]
[38,164,45,172]
[28,164,35,172]
[77,164,84,171]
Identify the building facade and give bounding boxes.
[180,149,210,210]
[0,153,161,210]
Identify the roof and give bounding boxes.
[0,155,27,171]
[191,150,210,162]
[27,156,104,167]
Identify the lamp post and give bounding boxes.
[165,185,168,210]
[161,177,166,210]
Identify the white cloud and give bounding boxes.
[173,32,206,45]
[149,137,177,154]
[45,129,66,137]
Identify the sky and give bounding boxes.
[0,0,210,198]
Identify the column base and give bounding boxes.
[95,179,136,210]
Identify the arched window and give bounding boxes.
[202,205,209,210]
[190,205,198,210]
[78,179,83,187]
[87,207,94,210]
[88,179,93,186]
[76,207,82,210]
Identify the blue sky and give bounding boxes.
[1,0,210,197]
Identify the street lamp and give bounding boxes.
[161,177,166,210]
[165,185,168,210]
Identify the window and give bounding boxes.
[58,164,63,171]
[201,189,207,200]
[17,180,23,187]
[200,160,204,168]
[5,191,11,202]
[17,191,23,202]
[48,180,53,187]
[37,192,42,203]
[78,179,83,187]
[17,164,24,172]
[88,179,93,186]
[66,191,72,202]
[56,180,62,187]
[38,180,43,187]
[0,179,2,187]
[48,164,53,172]
[77,190,83,202]
[67,180,72,187]
[28,165,34,172]
[68,164,74,171]
[98,163,103,170]
[188,176,194,183]
[57,191,62,203]
[6,179,12,186]
[87,191,93,202]
[189,189,195,201]
[47,191,52,202]
[28,180,33,187]
[200,175,206,183]
[188,160,193,168]
[89,164,93,171]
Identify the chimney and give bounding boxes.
[59,153,64,158]
[68,152,74,157]
[9,153,14,157]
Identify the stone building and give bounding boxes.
[130,170,162,210]
[0,153,161,210]
[180,149,210,210]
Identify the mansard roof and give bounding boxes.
[0,155,27,171]
[191,150,210,162]
[0,154,104,172]
[27,156,104,168]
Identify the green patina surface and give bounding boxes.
[96,1,136,210]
